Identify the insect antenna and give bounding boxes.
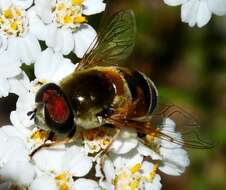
[27,109,37,120]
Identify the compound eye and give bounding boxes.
[35,83,62,103]
[35,83,75,134]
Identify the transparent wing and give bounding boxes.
[76,10,136,70]
[149,104,214,149]
[107,103,214,150]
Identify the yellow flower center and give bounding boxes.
[82,127,116,154]
[72,0,84,5]
[0,6,27,37]
[31,129,50,142]
[53,1,87,30]
[114,162,160,190]
[114,164,142,190]
[145,162,160,182]
[130,163,141,174]
[55,172,70,190]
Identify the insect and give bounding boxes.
[29,10,212,158]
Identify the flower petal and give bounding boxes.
[181,0,200,27]
[144,175,162,190]
[72,178,100,190]
[111,128,138,154]
[28,9,48,41]
[7,34,41,65]
[62,146,93,177]
[54,28,74,55]
[0,33,7,53]
[0,78,10,98]
[111,149,143,170]
[33,0,55,24]
[103,160,115,183]
[83,0,106,15]
[8,72,31,96]
[164,0,187,6]
[207,0,226,16]
[196,0,212,27]
[159,148,190,176]
[45,24,58,49]
[34,48,76,82]
[99,181,114,190]
[30,175,58,190]
[141,161,162,190]
[73,24,96,58]
[12,0,33,9]
[137,142,161,160]
[0,125,26,142]
[33,144,66,173]
[1,137,29,164]
[0,52,21,78]
[0,161,36,186]
[21,33,42,64]
[0,0,11,10]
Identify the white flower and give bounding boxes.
[33,145,93,177]
[110,128,138,155]
[157,118,190,176]
[81,127,138,156]
[31,176,101,190]
[30,145,93,190]
[10,48,76,134]
[95,117,189,188]
[72,178,101,190]
[0,1,41,64]
[5,48,95,189]
[138,118,190,176]
[0,125,36,189]
[30,0,105,57]
[0,52,21,97]
[34,48,76,82]
[164,0,226,27]
[98,150,162,190]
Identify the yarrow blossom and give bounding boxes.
[30,0,106,57]
[0,0,41,63]
[0,52,21,97]
[164,0,226,27]
[0,48,190,189]
[0,2,194,189]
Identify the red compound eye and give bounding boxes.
[35,83,75,134]
[46,93,70,124]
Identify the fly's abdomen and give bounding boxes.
[118,67,158,118]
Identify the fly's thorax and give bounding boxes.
[59,66,132,129]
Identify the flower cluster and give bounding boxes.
[0,0,105,98]
[163,0,226,27]
[0,0,218,189]
[0,47,190,189]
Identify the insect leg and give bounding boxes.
[29,132,72,159]
[97,128,121,179]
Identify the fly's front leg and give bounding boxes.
[29,131,74,159]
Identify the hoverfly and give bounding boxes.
[28,10,212,158]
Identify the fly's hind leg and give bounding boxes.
[96,128,121,179]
